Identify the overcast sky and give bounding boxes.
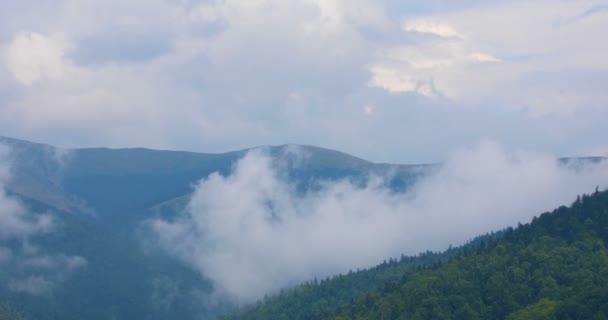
[1,0,607,163]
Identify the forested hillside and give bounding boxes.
[222,233,502,320]
[225,189,608,320]
[326,189,608,319]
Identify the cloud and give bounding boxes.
[470,52,500,63]
[151,141,608,303]
[0,0,608,164]
[0,143,87,295]
[403,20,462,38]
[3,32,73,86]
[0,144,53,239]
[370,0,608,115]
[4,244,88,296]
[368,64,436,96]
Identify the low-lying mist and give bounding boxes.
[0,143,87,296]
[151,141,608,303]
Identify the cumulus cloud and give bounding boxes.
[369,0,608,118]
[3,32,74,86]
[1,0,608,164]
[151,141,608,303]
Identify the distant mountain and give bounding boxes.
[0,136,431,320]
[0,136,431,232]
[0,194,225,320]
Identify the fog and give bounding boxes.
[0,143,86,295]
[151,141,608,303]
[0,144,53,240]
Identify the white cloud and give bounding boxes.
[370,0,608,115]
[0,144,53,239]
[368,65,435,96]
[3,32,74,86]
[403,20,462,38]
[151,141,608,303]
[303,0,390,34]
[0,0,607,161]
[470,52,500,63]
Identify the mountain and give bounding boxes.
[0,136,431,232]
[225,190,608,320]
[329,190,608,319]
[1,136,606,320]
[0,136,430,320]
[0,194,225,320]
[221,233,502,320]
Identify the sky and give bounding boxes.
[1,0,608,163]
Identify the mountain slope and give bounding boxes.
[2,136,607,320]
[0,194,227,320]
[325,190,608,319]
[222,190,608,320]
[0,136,432,320]
[221,234,501,320]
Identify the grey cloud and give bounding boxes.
[151,141,608,303]
[71,28,174,65]
[554,3,608,27]
[1,0,608,164]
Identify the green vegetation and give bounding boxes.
[222,234,502,320]
[221,252,447,320]
[325,190,608,319]
[225,190,608,320]
[2,136,607,319]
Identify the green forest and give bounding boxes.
[226,189,608,320]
